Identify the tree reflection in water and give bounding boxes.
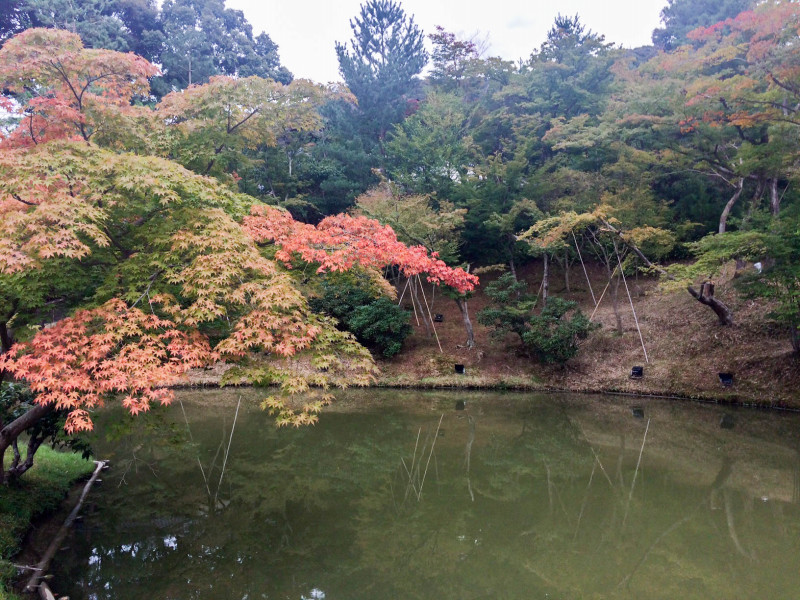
[49,389,800,600]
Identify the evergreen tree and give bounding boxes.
[154,0,291,96]
[651,0,755,51]
[335,0,428,148]
[0,0,28,42]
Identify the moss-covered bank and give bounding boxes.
[0,446,94,600]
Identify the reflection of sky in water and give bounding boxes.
[163,535,178,550]
[302,589,326,600]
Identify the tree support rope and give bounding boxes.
[616,249,649,363]
[573,231,597,306]
[417,275,443,353]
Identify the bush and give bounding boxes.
[478,273,598,364]
[348,298,412,357]
[522,297,598,364]
[310,279,411,358]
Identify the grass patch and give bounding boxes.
[378,373,544,390]
[1,445,94,599]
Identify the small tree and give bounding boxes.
[478,273,598,363]
[523,297,598,364]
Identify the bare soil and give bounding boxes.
[377,261,800,408]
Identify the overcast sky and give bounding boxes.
[226,0,669,84]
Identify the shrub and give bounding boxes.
[310,279,411,358]
[478,273,598,363]
[522,297,598,364]
[348,298,412,358]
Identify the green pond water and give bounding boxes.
[51,389,800,599]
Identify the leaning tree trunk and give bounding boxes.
[599,217,738,328]
[719,178,745,234]
[541,253,549,308]
[687,282,734,326]
[0,402,55,485]
[454,297,476,349]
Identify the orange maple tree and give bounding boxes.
[0,299,212,433]
[0,28,157,148]
[0,28,479,484]
[243,205,479,294]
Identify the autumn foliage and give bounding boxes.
[0,28,157,147]
[0,27,477,453]
[0,300,212,433]
[244,205,479,294]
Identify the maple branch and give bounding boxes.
[598,218,674,280]
[131,270,163,309]
[11,194,38,206]
[26,112,38,146]
[49,59,83,111]
[227,107,261,134]
[768,72,800,98]
[130,206,168,227]
[102,227,132,259]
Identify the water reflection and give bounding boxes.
[52,390,800,600]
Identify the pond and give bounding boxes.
[50,389,800,599]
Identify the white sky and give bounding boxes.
[227,0,668,84]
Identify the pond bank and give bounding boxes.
[177,367,800,413]
[182,264,800,409]
[0,447,94,600]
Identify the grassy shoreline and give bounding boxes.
[0,446,94,600]
[174,370,800,413]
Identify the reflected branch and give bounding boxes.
[622,418,650,530]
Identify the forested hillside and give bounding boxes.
[1,0,800,486]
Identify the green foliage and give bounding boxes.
[477,273,536,343]
[16,0,291,97]
[526,14,616,120]
[155,0,291,95]
[478,273,598,363]
[522,297,599,364]
[309,278,411,358]
[348,297,411,358]
[20,0,163,61]
[335,0,428,145]
[0,0,28,43]
[0,445,93,595]
[684,209,800,351]
[385,92,470,197]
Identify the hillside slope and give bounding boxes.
[379,262,800,408]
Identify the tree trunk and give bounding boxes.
[744,178,766,225]
[0,402,56,485]
[454,297,476,349]
[770,177,780,216]
[612,269,624,335]
[687,282,734,326]
[791,324,800,354]
[0,321,10,385]
[0,321,11,354]
[719,178,745,234]
[542,253,549,308]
